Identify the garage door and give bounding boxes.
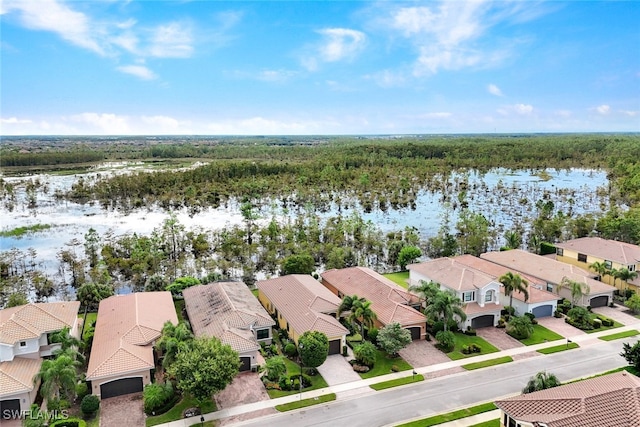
[590,296,609,308]
[471,315,495,328]
[328,339,342,355]
[1,399,20,419]
[406,327,421,340]
[240,357,251,371]
[100,377,143,399]
[532,305,553,318]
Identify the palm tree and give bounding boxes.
[409,280,440,305]
[424,290,467,332]
[589,261,610,281]
[49,326,84,364]
[348,298,378,337]
[33,353,80,409]
[336,294,366,319]
[558,277,590,307]
[156,321,193,370]
[522,371,561,394]
[76,282,113,338]
[507,316,534,340]
[614,268,639,301]
[499,272,529,309]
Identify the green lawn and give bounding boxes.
[145,396,216,427]
[462,356,513,370]
[599,329,640,341]
[174,299,185,322]
[275,393,336,412]
[536,342,579,354]
[85,410,99,427]
[469,419,500,427]
[383,271,410,289]
[446,333,500,360]
[396,403,497,427]
[370,374,424,391]
[266,358,329,398]
[584,315,623,334]
[359,350,413,379]
[520,324,564,345]
[79,312,98,340]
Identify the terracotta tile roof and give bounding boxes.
[480,250,615,296]
[86,292,177,381]
[453,255,558,304]
[320,267,425,327]
[408,257,497,292]
[0,357,42,398]
[556,237,640,265]
[495,371,640,426]
[183,282,275,354]
[256,275,348,339]
[0,302,80,345]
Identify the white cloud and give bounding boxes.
[116,65,157,80]
[420,112,453,119]
[141,115,183,132]
[595,104,610,115]
[1,117,33,124]
[256,69,297,83]
[148,22,193,58]
[487,83,503,97]
[68,113,131,134]
[317,28,366,62]
[620,110,638,117]
[513,104,534,115]
[365,69,407,88]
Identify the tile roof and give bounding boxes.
[495,371,640,427]
[0,357,42,398]
[453,255,558,304]
[480,250,615,296]
[320,267,425,327]
[183,282,275,354]
[408,257,497,292]
[556,237,640,265]
[0,301,80,345]
[86,292,177,381]
[256,275,349,339]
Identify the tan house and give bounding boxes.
[454,255,559,318]
[321,267,426,340]
[555,237,640,293]
[86,292,177,399]
[0,301,80,418]
[495,371,640,427]
[481,250,615,308]
[408,257,503,328]
[256,275,348,355]
[183,282,275,372]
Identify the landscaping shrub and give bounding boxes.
[435,330,455,352]
[554,309,563,318]
[391,364,400,372]
[279,329,289,341]
[75,382,89,402]
[346,333,363,348]
[143,381,174,415]
[367,327,379,343]
[540,241,556,255]
[432,320,459,334]
[278,375,291,391]
[80,395,100,417]
[464,327,477,336]
[567,306,593,330]
[263,356,287,382]
[284,342,297,357]
[602,317,614,327]
[354,341,377,366]
[496,318,506,328]
[591,318,602,328]
[471,343,481,353]
[461,345,471,354]
[342,345,348,356]
[501,306,516,317]
[49,419,87,427]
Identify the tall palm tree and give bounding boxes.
[49,326,84,364]
[423,290,467,332]
[33,353,80,409]
[614,268,639,301]
[499,272,529,309]
[589,261,610,282]
[336,294,365,319]
[522,371,561,394]
[409,280,440,305]
[76,282,113,338]
[156,321,193,370]
[348,298,378,337]
[558,277,590,306]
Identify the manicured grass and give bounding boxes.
[396,403,497,427]
[0,223,51,238]
[462,356,513,371]
[370,374,424,390]
[79,312,98,340]
[446,333,500,360]
[537,342,579,354]
[383,271,410,289]
[599,329,640,341]
[519,324,564,345]
[85,410,100,427]
[469,419,500,427]
[275,393,336,412]
[584,316,623,334]
[359,350,413,379]
[265,358,329,398]
[145,396,216,427]
[251,288,259,297]
[174,299,185,322]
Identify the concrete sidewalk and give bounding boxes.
[157,321,640,427]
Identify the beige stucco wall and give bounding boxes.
[557,251,639,292]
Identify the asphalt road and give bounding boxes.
[233,338,633,427]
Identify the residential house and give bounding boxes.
[86,292,177,399]
[495,371,640,427]
[454,255,559,318]
[555,236,640,293]
[320,267,426,340]
[0,301,80,418]
[183,282,275,372]
[408,257,502,329]
[481,249,615,308]
[256,275,348,355]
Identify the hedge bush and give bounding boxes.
[50,418,87,427]
[143,382,174,415]
[80,395,100,417]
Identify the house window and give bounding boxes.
[256,329,269,340]
[338,291,344,298]
[556,248,564,256]
[630,265,636,272]
[20,341,27,347]
[578,253,587,262]
[605,260,612,269]
[485,291,493,302]
[547,284,554,292]
[463,291,475,302]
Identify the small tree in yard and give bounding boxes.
[262,356,287,382]
[298,331,329,369]
[377,322,412,356]
[398,246,421,270]
[507,316,534,340]
[435,330,455,353]
[354,341,377,367]
[567,306,593,330]
[143,382,175,415]
[625,293,640,314]
[167,337,239,404]
[621,340,640,371]
[81,394,100,417]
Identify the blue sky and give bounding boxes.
[1,1,639,135]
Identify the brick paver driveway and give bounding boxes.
[399,339,453,368]
[100,392,144,427]
[214,371,275,426]
[475,326,524,351]
[536,315,585,338]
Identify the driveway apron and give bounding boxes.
[317,354,362,386]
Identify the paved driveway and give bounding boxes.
[317,354,362,386]
[399,339,452,368]
[475,326,524,351]
[214,371,275,426]
[593,305,639,325]
[100,392,144,427]
[536,315,585,338]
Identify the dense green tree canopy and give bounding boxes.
[298,331,329,369]
[377,322,412,356]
